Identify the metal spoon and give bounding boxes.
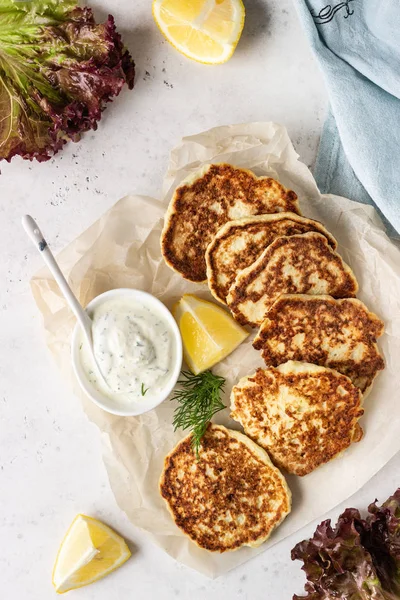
[22,215,108,387]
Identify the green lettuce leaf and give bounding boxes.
[0,0,135,161]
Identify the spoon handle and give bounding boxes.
[22,215,91,334]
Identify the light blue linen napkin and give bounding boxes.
[293,0,400,237]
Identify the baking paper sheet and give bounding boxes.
[31,123,400,577]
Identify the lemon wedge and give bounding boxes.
[52,515,131,594]
[173,294,248,374]
[152,0,245,65]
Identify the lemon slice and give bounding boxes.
[152,0,245,65]
[173,294,248,374]
[52,515,131,594]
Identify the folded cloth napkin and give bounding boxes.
[293,0,400,237]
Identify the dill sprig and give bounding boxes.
[171,370,226,458]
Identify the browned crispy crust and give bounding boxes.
[161,164,300,283]
[230,365,364,477]
[159,424,291,552]
[206,214,338,304]
[353,423,364,443]
[227,232,359,328]
[253,295,385,393]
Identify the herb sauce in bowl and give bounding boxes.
[71,289,182,416]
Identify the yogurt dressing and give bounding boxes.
[79,297,177,404]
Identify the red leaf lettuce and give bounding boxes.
[292,489,400,600]
[0,0,135,161]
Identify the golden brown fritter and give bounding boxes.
[206,213,337,304]
[227,232,358,327]
[254,295,384,394]
[161,163,300,283]
[159,424,291,552]
[230,362,364,477]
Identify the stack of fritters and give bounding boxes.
[161,163,300,283]
[206,212,337,304]
[161,164,384,498]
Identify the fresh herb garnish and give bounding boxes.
[141,383,149,396]
[171,370,226,459]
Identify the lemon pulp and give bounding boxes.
[152,0,245,65]
[173,294,248,374]
[52,515,131,594]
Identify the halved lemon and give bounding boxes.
[52,515,131,594]
[152,0,245,65]
[173,294,248,374]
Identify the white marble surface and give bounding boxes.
[0,1,398,598]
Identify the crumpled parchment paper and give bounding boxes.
[31,122,400,578]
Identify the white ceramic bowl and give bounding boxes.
[71,288,182,417]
